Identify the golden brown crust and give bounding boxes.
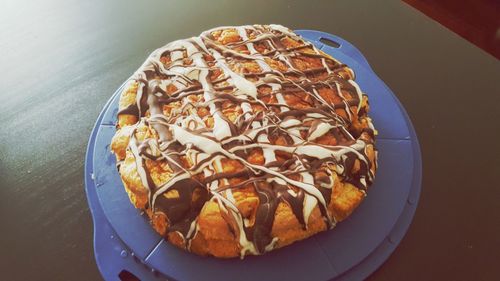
[110,25,377,258]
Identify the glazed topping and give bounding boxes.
[118,24,376,257]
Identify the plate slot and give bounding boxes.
[320,37,341,48]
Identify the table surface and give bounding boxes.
[1,0,499,280]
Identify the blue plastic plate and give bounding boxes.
[85,30,422,281]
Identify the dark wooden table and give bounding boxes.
[1,0,499,280]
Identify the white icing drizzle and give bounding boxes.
[301,171,318,227]
[308,122,337,141]
[348,79,364,113]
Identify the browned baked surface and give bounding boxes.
[110,24,377,258]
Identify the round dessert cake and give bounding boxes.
[110,24,377,258]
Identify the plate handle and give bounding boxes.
[295,30,372,71]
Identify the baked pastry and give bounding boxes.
[110,24,377,258]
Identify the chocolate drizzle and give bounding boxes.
[116,25,377,257]
[155,178,208,238]
[118,103,139,117]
